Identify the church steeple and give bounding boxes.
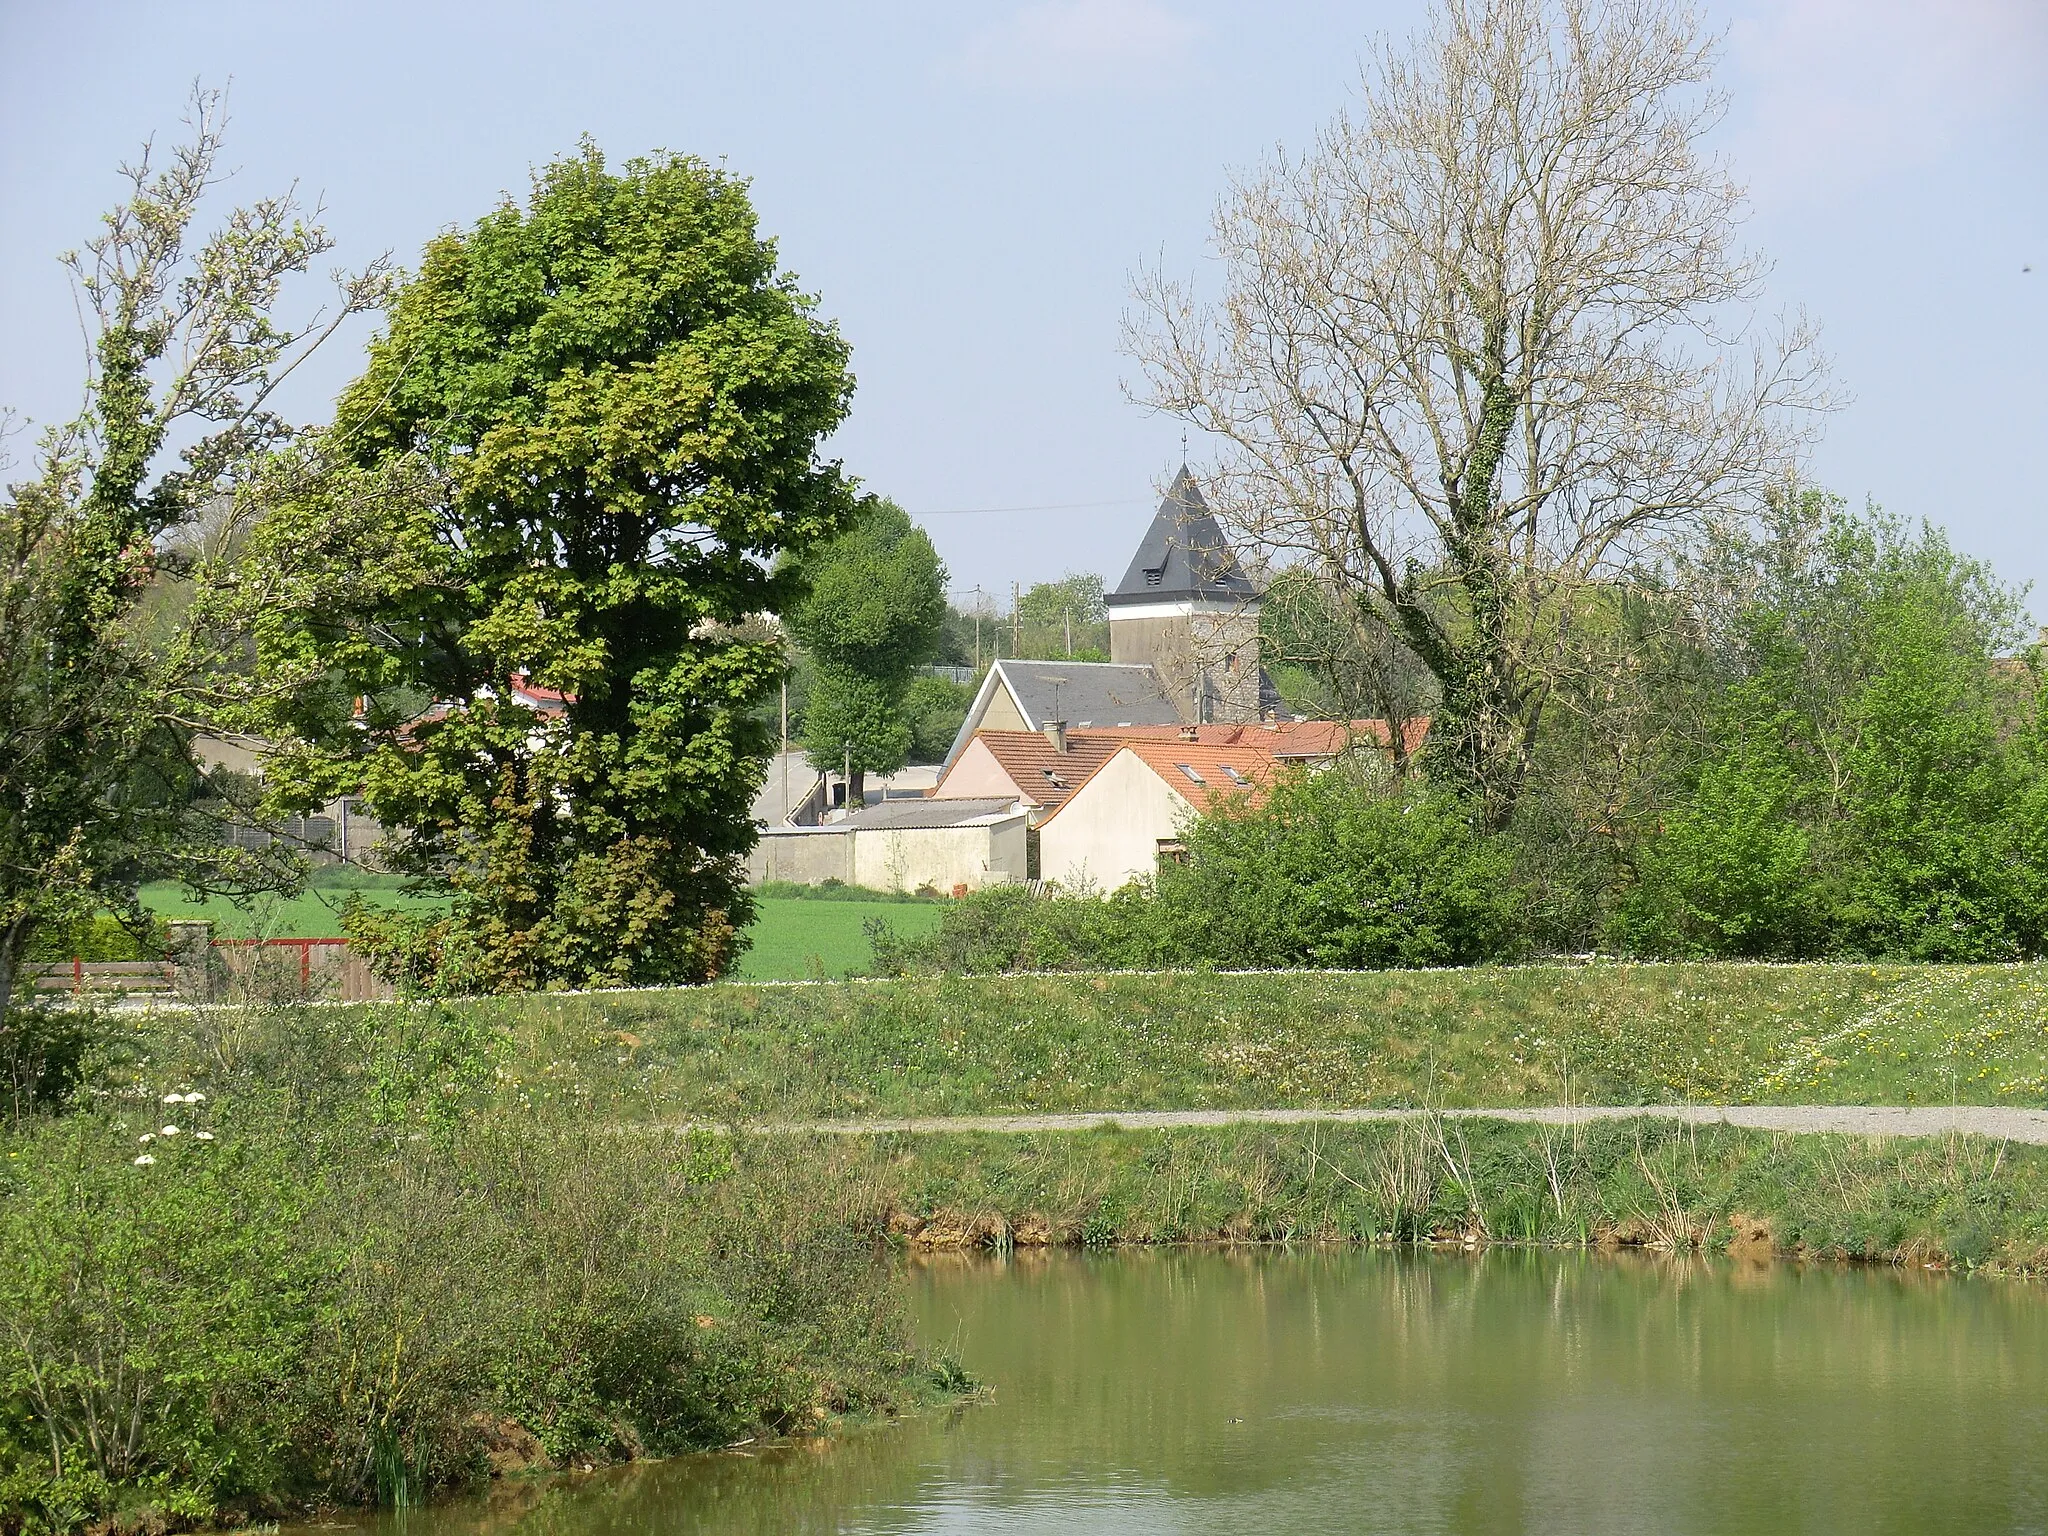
[1105,468,1263,724]
[1107,467,1259,607]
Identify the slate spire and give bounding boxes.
[1107,467,1260,605]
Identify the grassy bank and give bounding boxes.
[450,962,2048,1121]
[835,1116,2048,1272]
[0,1006,945,1535]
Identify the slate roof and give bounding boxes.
[991,659,1184,731]
[835,797,1023,831]
[1108,467,1260,606]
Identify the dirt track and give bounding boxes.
[713,1105,2048,1143]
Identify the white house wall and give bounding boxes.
[1038,752,1192,891]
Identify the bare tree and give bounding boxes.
[0,88,390,1029]
[1129,0,1829,827]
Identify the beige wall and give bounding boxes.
[748,827,855,885]
[851,816,1029,893]
[932,737,1031,804]
[979,683,1031,732]
[751,816,1030,892]
[1108,604,1262,723]
[1037,751,1193,891]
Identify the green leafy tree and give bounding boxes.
[237,143,860,992]
[785,501,946,802]
[1620,496,2045,960]
[1008,573,1109,661]
[903,674,976,763]
[0,92,387,1029]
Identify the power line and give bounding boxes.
[914,497,1149,517]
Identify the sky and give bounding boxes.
[3,0,2044,618]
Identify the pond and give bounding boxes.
[337,1250,2048,1534]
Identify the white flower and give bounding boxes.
[194,1131,215,1142]
[133,1154,156,1167]
[138,1133,155,1144]
[162,1093,181,1104]
[160,1125,180,1137]
[185,1092,206,1104]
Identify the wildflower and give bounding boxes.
[186,1092,206,1103]
[194,1131,215,1142]
[138,1133,155,1144]
[160,1125,181,1137]
[163,1092,181,1104]
[133,1154,156,1167]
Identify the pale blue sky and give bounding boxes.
[3,0,2043,613]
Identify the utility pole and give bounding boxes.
[1065,609,1073,657]
[779,679,789,823]
[1011,581,1020,657]
[973,586,982,672]
[843,739,853,813]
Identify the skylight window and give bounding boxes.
[1220,765,1249,785]
[1175,763,1206,785]
[1040,768,1070,790]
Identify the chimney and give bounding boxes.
[1178,724,1198,743]
[1043,719,1069,754]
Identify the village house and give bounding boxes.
[943,469,1280,764]
[752,470,1425,893]
[1033,736,1286,889]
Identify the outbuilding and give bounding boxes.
[747,796,1028,893]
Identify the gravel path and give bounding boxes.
[712,1105,2048,1143]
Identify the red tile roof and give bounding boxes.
[1036,738,1293,827]
[938,718,1427,813]
[1085,718,1429,756]
[938,731,1126,812]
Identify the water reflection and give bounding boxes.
[332,1249,2048,1534]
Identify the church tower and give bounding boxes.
[1105,468,1263,723]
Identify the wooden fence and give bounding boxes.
[30,936,394,1004]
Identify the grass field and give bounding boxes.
[456,962,2048,1121]
[136,880,443,937]
[135,882,941,981]
[736,898,943,980]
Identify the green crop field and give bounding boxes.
[134,881,939,982]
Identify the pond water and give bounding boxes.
[347,1250,2048,1534]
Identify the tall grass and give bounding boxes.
[0,1004,932,1534]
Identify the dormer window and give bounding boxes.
[1144,567,1164,587]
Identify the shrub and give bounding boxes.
[0,1006,926,1531]
[1153,768,1522,969]
[868,769,1521,974]
[867,883,1161,975]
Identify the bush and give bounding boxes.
[0,1005,927,1531]
[868,769,1521,974]
[1617,512,2047,963]
[867,883,1162,974]
[1153,768,1522,969]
